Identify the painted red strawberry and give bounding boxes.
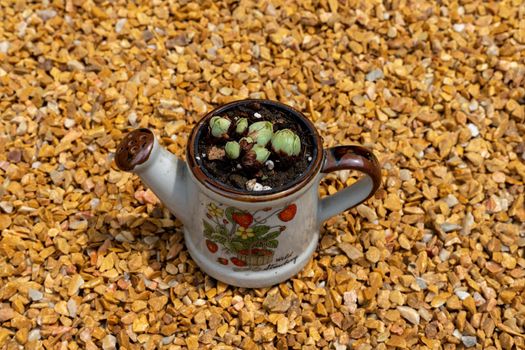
[278,204,297,222]
[231,257,246,267]
[232,212,253,228]
[217,258,228,265]
[206,240,218,253]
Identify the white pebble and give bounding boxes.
[17,21,27,38]
[254,112,262,119]
[90,198,100,209]
[253,183,264,191]
[307,156,312,161]
[399,169,412,181]
[162,336,174,345]
[0,201,13,213]
[28,288,43,301]
[453,23,465,32]
[416,277,427,290]
[461,212,474,236]
[397,306,420,325]
[193,299,206,306]
[439,248,451,262]
[444,194,459,207]
[115,18,127,33]
[0,41,9,54]
[453,329,462,339]
[67,60,84,71]
[37,9,57,20]
[31,161,41,169]
[467,123,479,137]
[67,299,77,318]
[236,164,242,169]
[422,232,433,243]
[265,160,274,170]
[262,186,272,191]
[64,118,75,128]
[102,334,117,350]
[128,111,137,125]
[462,336,477,348]
[441,222,461,232]
[473,292,486,305]
[468,100,479,111]
[486,45,499,56]
[28,329,41,342]
[455,290,470,300]
[366,68,385,82]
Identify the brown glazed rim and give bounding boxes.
[187,99,324,202]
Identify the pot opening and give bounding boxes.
[188,99,323,198]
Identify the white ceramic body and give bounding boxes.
[132,136,375,288]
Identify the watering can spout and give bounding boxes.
[115,128,191,225]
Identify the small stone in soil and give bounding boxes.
[254,112,262,118]
[265,160,274,170]
[246,179,257,190]
[208,146,225,160]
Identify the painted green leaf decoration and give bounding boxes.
[225,207,235,222]
[267,240,278,248]
[261,231,280,240]
[254,239,279,248]
[216,225,228,237]
[230,241,244,252]
[203,220,214,235]
[252,225,270,236]
[211,234,226,243]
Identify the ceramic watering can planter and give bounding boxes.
[115,99,381,288]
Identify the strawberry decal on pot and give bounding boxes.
[202,202,298,269]
[232,212,253,228]
[278,204,297,222]
[231,257,246,267]
[206,239,218,253]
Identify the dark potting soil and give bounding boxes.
[196,102,315,192]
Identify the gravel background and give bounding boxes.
[0,0,524,349]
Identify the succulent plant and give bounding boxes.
[271,129,301,157]
[248,121,273,146]
[235,118,248,134]
[239,136,254,152]
[206,116,303,183]
[242,145,270,170]
[209,116,231,138]
[252,145,271,163]
[225,141,240,159]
